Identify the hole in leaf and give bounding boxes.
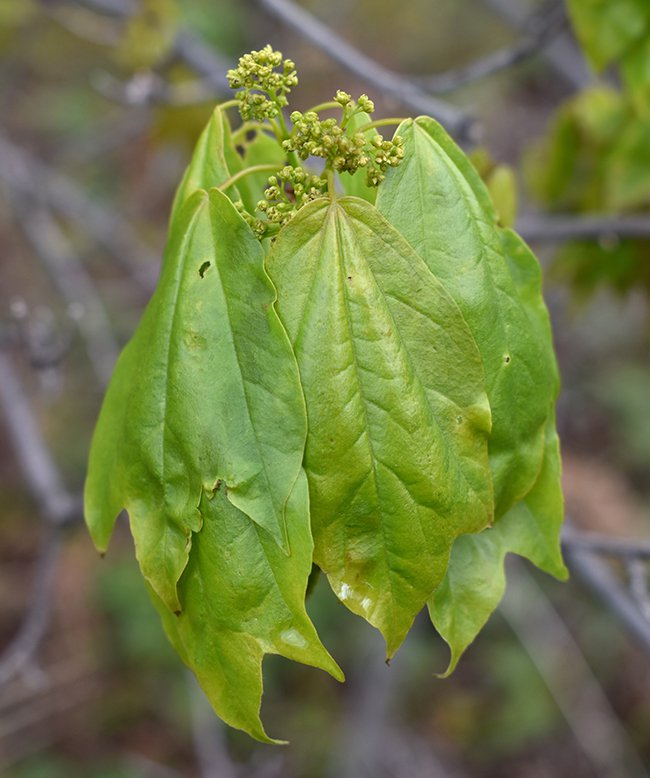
[503,354,511,364]
[199,261,211,278]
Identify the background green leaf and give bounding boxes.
[567,0,650,72]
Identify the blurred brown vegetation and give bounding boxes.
[2,2,650,777]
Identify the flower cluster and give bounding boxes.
[258,166,327,228]
[283,95,404,186]
[227,45,298,122]
[234,167,327,238]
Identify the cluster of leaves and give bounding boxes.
[525,0,650,300]
[85,47,565,742]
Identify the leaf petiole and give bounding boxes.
[218,99,240,112]
[218,164,283,192]
[357,118,407,132]
[304,100,342,115]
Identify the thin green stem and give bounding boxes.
[218,164,282,192]
[357,118,407,132]
[218,99,239,112]
[275,109,300,168]
[305,100,341,115]
[326,168,337,199]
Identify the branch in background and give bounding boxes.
[414,2,567,93]
[258,0,476,142]
[482,0,594,90]
[70,0,231,92]
[518,213,650,242]
[92,70,219,107]
[0,352,83,686]
[0,134,158,293]
[186,674,238,778]
[328,627,463,778]
[500,559,646,778]
[563,528,650,560]
[565,545,650,656]
[0,529,64,687]
[6,192,120,387]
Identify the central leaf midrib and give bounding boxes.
[329,204,401,625]
[340,203,488,514]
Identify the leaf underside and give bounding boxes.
[267,195,493,657]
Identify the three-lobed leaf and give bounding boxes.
[266,196,493,656]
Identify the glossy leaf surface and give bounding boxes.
[85,189,306,610]
[152,471,343,743]
[267,196,493,655]
[376,117,556,518]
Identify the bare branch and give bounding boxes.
[482,0,594,89]
[0,529,64,687]
[517,213,650,243]
[501,559,646,778]
[0,353,79,526]
[627,559,650,621]
[5,192,120,387]
[562,528,650,560]
[92,70,219,107]
[171,29,230,92]
[70,0,231,92]
[565,545,650,656]
[0,133,159,292]
[0,353,83,686]
[413,3,567,93]
[186,674,238,778]
[258,0,476,141]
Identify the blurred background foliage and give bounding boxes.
[2,1,650,776]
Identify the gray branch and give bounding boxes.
[258,0,475,141]
[563,528,650,560]
[501,559,648,778]
[0,133,159,292]
[517,213,650,242]
[0,353,82,686]
[482,0,594,90]
[565,545,650,656]
[414,2,567,93]
[5,192,120,387]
